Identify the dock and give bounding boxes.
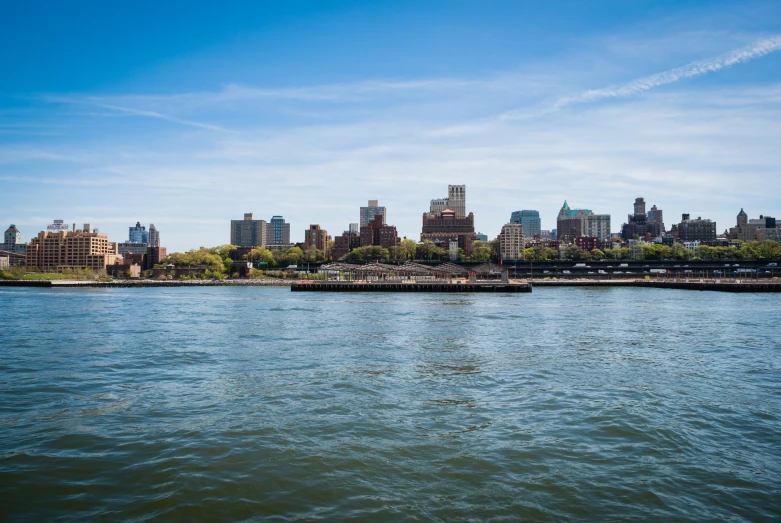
[291,281,532,292]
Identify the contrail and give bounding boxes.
[552,35,781,110]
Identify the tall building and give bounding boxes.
[360,215,399,251]
[556,201,611,243]
[421,208,476,256]
[674,214,717,242]
[266,216,291,245]
[3,224,26,253]
[26,226,119,272]
[499,223,525,261]
[304,224,328,253]
[231,213,267,248]
[510,210,541,238]
[148,224,160,248]
[129,222,149,244]
[621,197,662,240]
[647,205,664,231]
[359,200,386,227]
[429,185,466,218]
[729,209,778,241]
[475,232,489,242]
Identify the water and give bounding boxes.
[1,286,780,521]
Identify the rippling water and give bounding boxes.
[1,286,780,521]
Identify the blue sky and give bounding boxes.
[1,0,780,251]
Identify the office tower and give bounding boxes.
[429,185,467,218]
[266,216,291,245]
[510,210,541,238]
[148,224,160,248]
[129,222,149,244]
[359,200,386,227]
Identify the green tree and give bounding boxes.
[470,241,492,262]
[396,238,418,260]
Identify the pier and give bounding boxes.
[291,281,532,292]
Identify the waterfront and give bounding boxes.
[1,286,780,521]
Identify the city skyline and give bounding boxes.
[1,2,780,251]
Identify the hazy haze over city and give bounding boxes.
[1,1,780,251]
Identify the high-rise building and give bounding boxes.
[421,208,476,256]
[647,205,664,231]
[510,210,541,238]
[129,222,149,244]
[429,185,467,218]
[304,224,328,253]
[621,197,662,240]
[556,201,611,243]
[729,209,778,241]
[360,215,399,251]
[674,214,717,242]
[231,213,267,248]
[266,216,291,245]
[499,223,525,261]
[3,224,26,253]
[148,224,160,248]
[26,226,119,272]
[359,200,386,227]
[475,232,489,242]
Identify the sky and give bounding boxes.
[1,0,780,252]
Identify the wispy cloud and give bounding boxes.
[42,96,234,133]
[551,35,781,110]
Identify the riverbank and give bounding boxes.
[0,279,290,287]
[2,278,780,292]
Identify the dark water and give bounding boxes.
[1,286,780,521]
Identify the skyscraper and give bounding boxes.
[129,222,149,244]
[231,213,267,248]
[557,201,611,243]
[429,185,466,218]
[510,210,541,238]
[621,198,662,240]
[148,224,160,248]
[359,200,386,227]
[266,216,291,245]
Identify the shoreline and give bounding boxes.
[1,278,780,292]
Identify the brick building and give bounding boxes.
[360,215,399,250]
[421,208,476,257]
[304,224,328,253]
[333,230,361,260]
